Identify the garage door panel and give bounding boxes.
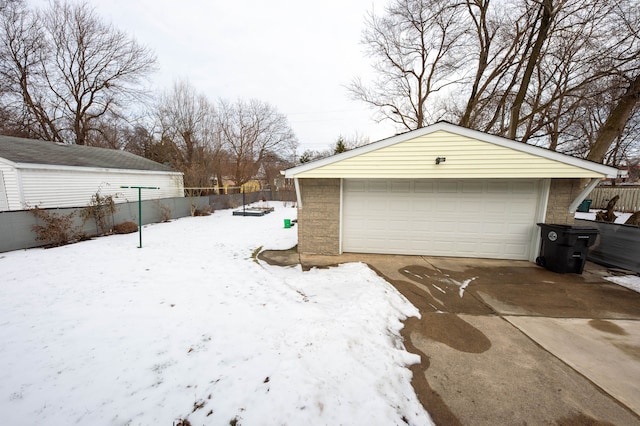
[392,180,411,192]
[485,203,507,214]
[348,179,366,192]
[460,199,480,211]
[462,181,483,193]
[479,242,503,255]
[513,181,536,193]
[414,181,434,192]
[487,181,509,192]
[458,221,483,233]
[369,181,389,192]
[437,199,459,211]
[343,179,540,260]
[437,182,458,193]
[412,198,434,213]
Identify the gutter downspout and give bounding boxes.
[294,177,302,208]
[568,178,600,213]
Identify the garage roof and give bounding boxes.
[284,122,620,179]
[0,135,174,172]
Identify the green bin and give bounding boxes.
[576,199,592,213]
[284,219,291,229]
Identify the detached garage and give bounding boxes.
[284,122,620,262]
[0,135,184,211]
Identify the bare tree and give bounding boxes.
[348,0,466,130]
[585,2,640,163]
[587,74,640,163]
[217,99,298,187]
[155,80,222,190]
[0,0,53,139]
[0,0,156,145]
[354,0,640,164]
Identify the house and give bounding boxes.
[0,135,184,211]
[283,122,621,262]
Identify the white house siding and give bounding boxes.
[17,166,183,209]
[0,171,8,210]
[0,159,22,211]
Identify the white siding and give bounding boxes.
[18,167,183,209]
[0,159,22,210]
[0,171,8,210]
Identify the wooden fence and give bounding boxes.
[587,186,640,213]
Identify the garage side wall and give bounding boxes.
[545,178,581,224]
[298,178,341,255]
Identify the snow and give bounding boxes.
[574,210,633,223]
[456,277,477,298]
[0,202,432,426]
[604,275,640,294]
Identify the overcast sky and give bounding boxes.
[32,0,398,152]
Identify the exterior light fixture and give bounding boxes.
[435,157,446,165]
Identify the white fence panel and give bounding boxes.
[588,187,640,213]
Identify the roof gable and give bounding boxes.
[285,122,619,179]
[0,135,174,172]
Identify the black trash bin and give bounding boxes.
[536,223,599,274]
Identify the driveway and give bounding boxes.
[275,253,640,425]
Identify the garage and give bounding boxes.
[284,122,620,261]
[342,178,542,260]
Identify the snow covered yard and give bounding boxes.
[0,202,432,425]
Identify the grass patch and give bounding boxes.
[251,246,263,264]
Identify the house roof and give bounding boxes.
[284,122,620,179]
[0,135,175,172]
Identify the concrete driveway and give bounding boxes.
[261,251,640,425]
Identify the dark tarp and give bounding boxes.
[576,219,640,273]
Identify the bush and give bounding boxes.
[193,206,213,216]
[80,192,116,235]
[113,221,138,234]
[30,208,81,247]
[153,200,172,222]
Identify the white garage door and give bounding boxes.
[342,179,542,260]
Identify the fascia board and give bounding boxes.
[13,161,183,177]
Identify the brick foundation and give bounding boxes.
[545,178,582,224]
[297,178,341,255]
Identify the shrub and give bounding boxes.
[30,208,81,247]
[81,192,116,235]
[113,221,138,234]
[193,205,213,216]
[153,200,172,222]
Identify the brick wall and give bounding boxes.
[297,178,341,255]
[545,178,582,224]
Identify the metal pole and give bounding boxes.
[138,187,142,248]
[120,185,159,248]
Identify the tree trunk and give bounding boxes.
[625,211,640,226]
[508,0,553,140]
[595,195,619,222]
[586,73,640,163]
